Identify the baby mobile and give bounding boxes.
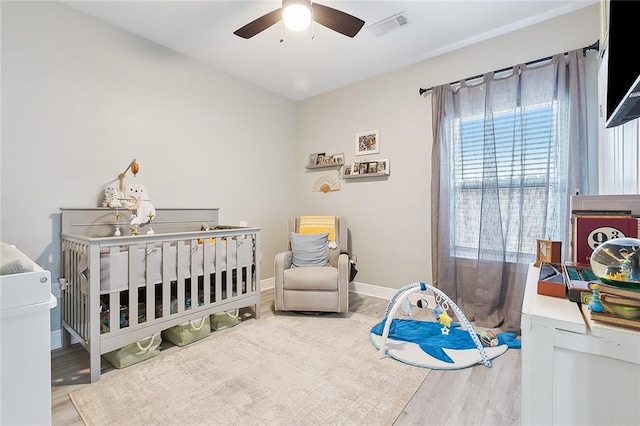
[102,158,156,236]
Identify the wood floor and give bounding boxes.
[51,289,521,425]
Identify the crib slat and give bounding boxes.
[203,239,212,306]
[190,239,198,309]
[70,244,77,336]
[66,244,75,334]
[128,244,140,327]
[237,236,245,296]
[145,243,156,322]
[82,244,88,336]
[252,233,259,295]
[233,236,239,297]
[215,238,223,302]
[176,240,185,314]
[227,238,233,300]
[108,247,120,333]
[162,241,171,318]
[64,242,73,335]
[75,244,83,338]
[70,246,77,336]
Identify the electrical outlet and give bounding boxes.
[51,282,61,298]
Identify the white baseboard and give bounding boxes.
[349,281,395,299]
[349,281,437,307]
[261,277,274,290]
[51,278,435,350]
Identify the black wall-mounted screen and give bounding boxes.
[605,1,640,127]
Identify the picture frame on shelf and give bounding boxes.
[344,166,352,176]
[377,159,390,175]
[332,153,345,165]
[316,153,326,165]
[355,129,380,156]
[368,162,378,174]
[359,162,369,174]
[308,153,319,166]
[352,161,360,174]
[320,154,334,165]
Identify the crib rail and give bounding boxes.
[60,227,261,382]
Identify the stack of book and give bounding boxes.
[563,262,640,330]
[589,282,640,331]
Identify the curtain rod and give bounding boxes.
[418,40,599,96]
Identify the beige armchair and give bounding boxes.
[274,216,350,313]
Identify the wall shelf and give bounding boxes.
[305,163,342,170]
[344,158,389,178]
[344,172,388,179]
[307,152,344,169]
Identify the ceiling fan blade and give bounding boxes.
[234,8,283,39]
[312,3,365,38]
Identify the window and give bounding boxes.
[450,102,563,262]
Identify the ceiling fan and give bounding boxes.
[234,0,365,39]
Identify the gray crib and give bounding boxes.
[59,208,261,382]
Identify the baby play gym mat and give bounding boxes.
[370,282,520,370]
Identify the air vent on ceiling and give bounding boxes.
[367,11,409,37]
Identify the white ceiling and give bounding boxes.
[63,0,597,101]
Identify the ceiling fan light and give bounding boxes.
[283,1,311,32]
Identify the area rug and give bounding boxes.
[69,312,430,425]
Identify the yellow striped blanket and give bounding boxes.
[299,215,336,242]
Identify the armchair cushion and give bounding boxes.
[283,267,338,291]
[290,232,329,267]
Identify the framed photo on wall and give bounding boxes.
[355,129,380,156]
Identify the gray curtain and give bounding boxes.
[431,50,592,333]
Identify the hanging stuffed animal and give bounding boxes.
[432,304,453,334]
[102,184,123,208]
[124,182,156,226]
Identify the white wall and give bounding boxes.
[1,1,297,331]
[295,5,600,292]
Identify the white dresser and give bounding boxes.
[0,245,57,425]
[521,264,640,425]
